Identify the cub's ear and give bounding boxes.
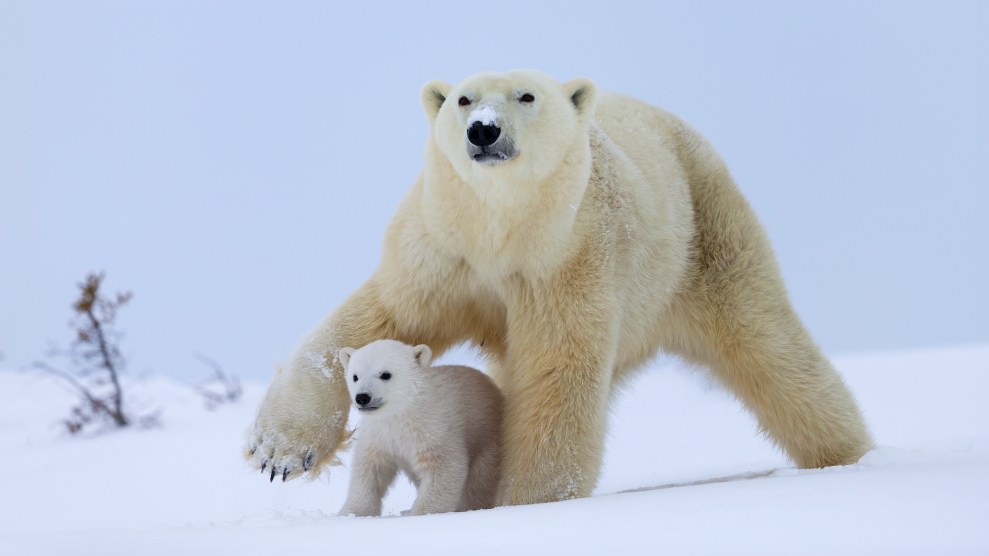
[411,344,433,368]
[338,347,355,371]
[563,77,597,119]
[421,80,453,121]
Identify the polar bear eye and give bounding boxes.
[519,93,535,103]
[458,96,471,106]
[380,372,392,381]
[352,374,357,382]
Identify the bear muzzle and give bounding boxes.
[466,131,517,166]
[355,393,383,411]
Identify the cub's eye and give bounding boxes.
[352,374,358,382]
[380,372,392,381]
[519,93,535,103]
[458,96,471,106]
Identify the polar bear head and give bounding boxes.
[338,339,432,417]
[420,70,597,188]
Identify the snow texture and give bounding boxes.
[0,344,987,555]
[469,105,499,126]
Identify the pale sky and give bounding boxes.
[1,1,986,380]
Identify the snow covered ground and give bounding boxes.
[1,344,986,555]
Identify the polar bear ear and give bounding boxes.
[421,81,453,121]
[411,344,433,368]
[563,78,597,119]
[338,347,355,371]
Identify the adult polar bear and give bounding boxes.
[246,70,872,504]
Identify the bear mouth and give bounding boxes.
[468,143,517,166]
[358,404,382,412]
[472,151,512,165]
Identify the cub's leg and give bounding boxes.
[459,438,501,511]
[339,445,398,517]
[410,451,469,516]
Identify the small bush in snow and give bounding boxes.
[34,272,153,434]
[192,352,242,410]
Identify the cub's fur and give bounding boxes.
[338,340,502,516]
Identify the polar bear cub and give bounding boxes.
[337,339,503,516]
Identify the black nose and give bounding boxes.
[355,393,371,406]
[467,121,501,147]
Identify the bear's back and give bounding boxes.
[594,92,684,152]
[592,91,720,188]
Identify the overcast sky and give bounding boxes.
[2,1,986,381]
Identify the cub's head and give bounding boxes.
[338,339,432,417]
[421,70,597,184]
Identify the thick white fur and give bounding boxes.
[245,70,872,505]
[337,340,502,516]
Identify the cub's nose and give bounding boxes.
[467,121,501,147]
[355,393,371,406]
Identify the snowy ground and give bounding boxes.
[1,344,986,555]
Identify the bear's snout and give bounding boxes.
[467,121,501,147]
[355,393,371,406]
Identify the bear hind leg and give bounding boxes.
[683,310,873,468]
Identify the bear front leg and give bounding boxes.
[497,276,618,506]
[339,446,398,517]
[245,280,399,481]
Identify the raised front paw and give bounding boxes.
[244,428,327,483]
[243,369,352,482]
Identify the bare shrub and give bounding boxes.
[192,352,242,410]
[34,272,153,433]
